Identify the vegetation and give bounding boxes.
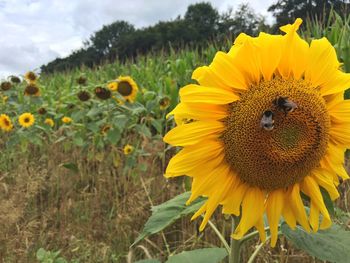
[1,1,350,263]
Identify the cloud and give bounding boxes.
[0,0,274,79]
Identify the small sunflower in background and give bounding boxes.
[115,76,138,102]
[107,82,118,91]
[164,18,350,247]
[10,76,21,84]
[159,96,170,110]
[94,86,111,100]
[77,90,91,102]
[1,81,12,91]
[24,83,40,96]
[37,107,47,115]
[18,113,35,128]
[77,76,87,85]
[0,114,13,132]
[2,96,8,103]
[24,71,38,83]
[123,144,134,155]
[61,117,72,124]
[101,124,111,135]
[44,118,54,127]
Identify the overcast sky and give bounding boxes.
[0,0,275,79]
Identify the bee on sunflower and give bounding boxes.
[18,113,35,128]
[115,76,138,102]
[164,18,350,247]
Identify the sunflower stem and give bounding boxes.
[229,216,241,263]
[207,219,230,254]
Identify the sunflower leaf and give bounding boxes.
[165,248,228,263]
[281,222,350,263]
[132,192,205,246]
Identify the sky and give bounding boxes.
[0,0,275,79]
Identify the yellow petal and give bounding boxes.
[320,71,350,96]
[221,180,249,216]
[309,202,320,232]
[257,32,282,81]
[311,168,340,200]
[163,120,224,146]
[192,66,233,91]
[208,51,248,90]
[179,84,239,104]
[282,201,297,230]
[165,140,224,177]
[289,183,311,232]
[278,18,309,79]
[305,38,340,88]
[266,189,285,247]
[301,176,331,228]
[167,102,228,121]
[232,187,265,239]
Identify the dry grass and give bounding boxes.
[0,139,349,262]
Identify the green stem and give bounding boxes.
[247,236,270,263]
[207,219,230,254]
[229,216,241,263]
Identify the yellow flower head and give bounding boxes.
[24,84,40,96]
[107,82,118,91]
[164,18,350,247]
[44,118,54,127]
[0,114,13,132]
[61,116,72,124]
[123,144,134,155]
[24,71,38,83]
[18,113,35,128]
[115,76,138,103]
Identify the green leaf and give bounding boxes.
[134,259,161,263]
[36,248,46,261]
[60,162,79,173]
[281,222,350,263]
[132,192,205,246]
[166,248,228,263]
[151,119,163,134]
[107,128,121,144]
[320,187,335,216]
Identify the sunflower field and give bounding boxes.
[1,11,350,263]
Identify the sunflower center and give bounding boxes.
[221,77,330,191]
[118,81,132,96]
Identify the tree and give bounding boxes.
[268,0,350,27]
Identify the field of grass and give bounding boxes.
[1,13,350,263]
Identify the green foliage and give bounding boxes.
[281,223,350,263]
[132,192,206,246]
[36,248,68,263]
[166,248,228,263]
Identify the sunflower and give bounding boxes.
[24,71,38,83]
[44,118,54,127]
[18,113,35,128]
[10,76,21,84]
[123,144,134,155]
[0,114,13,132]
[77,90,91,102]
[1,81,12,91]
[77,76,87,85]
[101,124,111,135]
[62,117,72,124]
[94,86,111,100]
[159,96,171,110]
[115,76,138,102]
[107,82,118,91]
[164,19,350,247]
[24,84,40,96]
[37,107,47,115]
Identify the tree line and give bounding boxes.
[41,0,350,74]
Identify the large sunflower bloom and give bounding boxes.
[163,19,350,247]
[115,76,138,102]
[18,113,35,128]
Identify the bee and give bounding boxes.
[260,110,274,131]
[273,96,298,115]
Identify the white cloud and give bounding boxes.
[0,0,274,79]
